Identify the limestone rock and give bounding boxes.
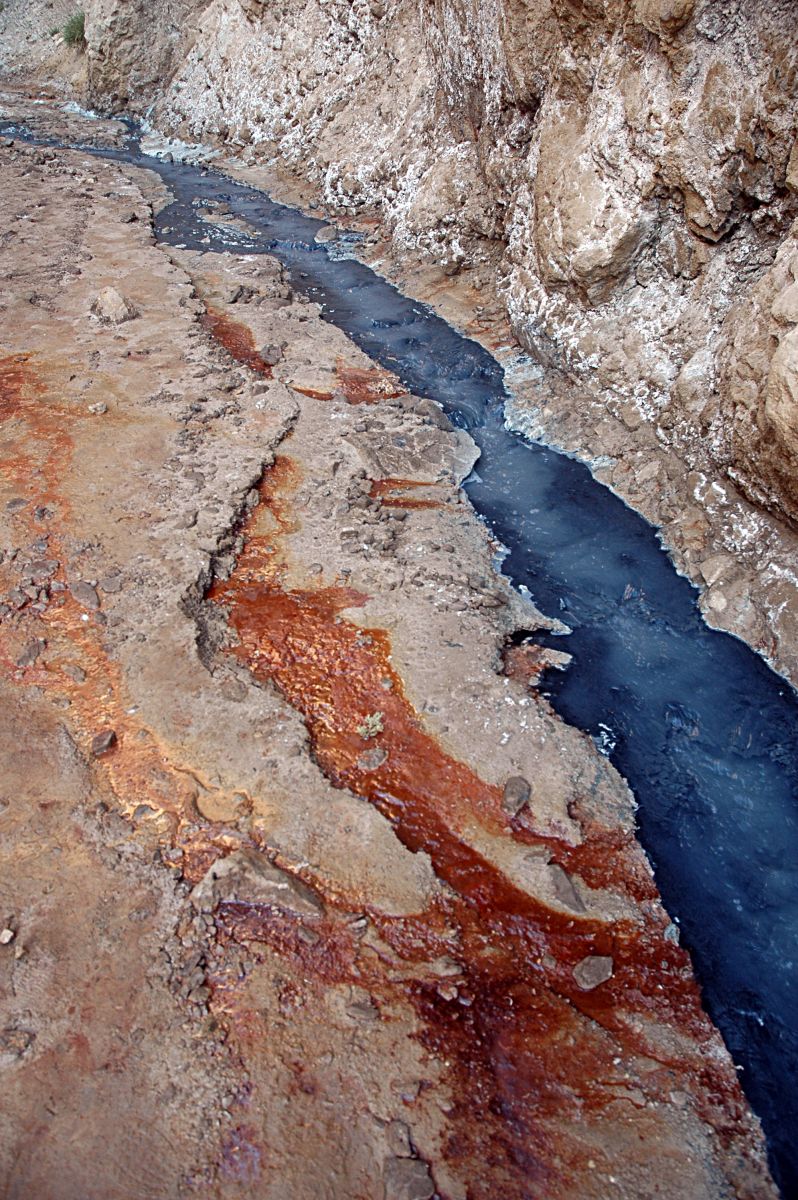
[91,286,138,324]
[634,0,695,38]
[383,1157,435,1200]
[190,848,324,916]
[573,955,614,991]
[717,227,798,524]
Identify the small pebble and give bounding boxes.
[573,955,614,991]
[91,729,117,757]
[70,580,100,610]
[502,775,531,816]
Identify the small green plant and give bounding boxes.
[357,711,384,740]
[62,11,85,48]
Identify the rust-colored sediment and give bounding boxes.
[504,641,557,689]
[289,384,336,400]
[0,352,767,1195]
[0,353,72,518]
[292,358,406,405]
[210,453,762,1196]
[337,360,404,404]
[369,477,445,509]
[201,308,273,376]
[0,354,240,850]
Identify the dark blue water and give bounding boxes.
[5,118,797,1194]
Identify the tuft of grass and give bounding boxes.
[62,11,85,48]
[357,711,384,740]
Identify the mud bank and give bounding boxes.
[0,104,778,1198]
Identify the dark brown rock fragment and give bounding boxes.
[91,729,118,757]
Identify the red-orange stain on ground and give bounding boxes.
[0,354,30,420]
[291,359,405,405]
[0,354,236,843]
[336,360,404,404]
[201,307,273,376]
[289,384,335,401]
[504,641,555,689]
[369,478,445,509]
[0,359,760,1188]
[0,353,72,518]
[210,453,760,1195]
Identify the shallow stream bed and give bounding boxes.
[4,117,797,1195]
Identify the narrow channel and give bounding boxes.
[7,119,797,1194]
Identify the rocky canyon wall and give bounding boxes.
[79,0,798,532]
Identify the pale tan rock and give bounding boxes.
[698,553,734,588]
[634,0,695,37]
[772,282,798,325]
[190,849,324,916]
[194,788,249,823]
[787,141,798,192]
[573,954,614,991]
[718,228,798,525]
[533,105,652,304]
[91,286,138,323]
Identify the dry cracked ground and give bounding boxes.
[0,101,778,1198]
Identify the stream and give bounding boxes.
[4,117,797,1195]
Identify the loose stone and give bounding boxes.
[16,640,44,668]
[91,287,139,324]
[502,775,531,816]
[383,1157,435,1200]
[357,746,388,771]
[91,729,118,757]
[70,581,100,610]
[573,955,614,991]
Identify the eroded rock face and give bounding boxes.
[80,0,798,531]
[717,222,798,523]
[83,0,204,110]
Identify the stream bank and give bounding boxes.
[0,95,787,1198]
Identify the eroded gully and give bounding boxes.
[4,119,796,1194]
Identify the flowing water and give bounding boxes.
[4,118,797,1195]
